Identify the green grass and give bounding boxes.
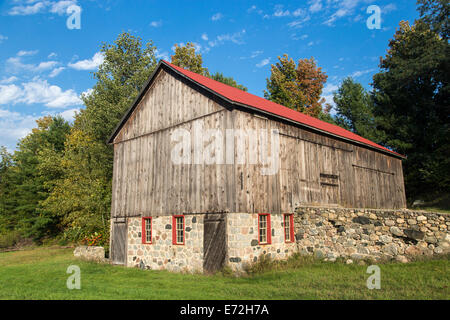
[0,247,449,299]
[408,193,450,214]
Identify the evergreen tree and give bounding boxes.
[333,77,380,142]
[372,19,449,199]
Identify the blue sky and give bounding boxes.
[0,0,420,151]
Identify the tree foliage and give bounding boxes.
[171,42,247,91]
[0,116,71,239]
[42,32,158,244]
[333,77,380,143]
[171,42,209,76]
[417,0,449,39]
[210,72,248,91]
[372,19,450,199]
[264,54,330,119]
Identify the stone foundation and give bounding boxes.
[226,213,297,272]
[74,246,106,262]
[294,207,449,263]
[122,208,449,273]
[126,215,204,272]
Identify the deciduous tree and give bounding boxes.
[264,54,329,118]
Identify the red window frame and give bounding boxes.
[141,217,152,244]
[172,215,185,245]
[258,213,272,245]
[283,214,295,243]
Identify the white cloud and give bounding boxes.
[250,50,263,58]
[208,29,246,47]
[211,13,223,21]
[48,52,57,59]
[292,8,305,17]
[49,67,65,78]
[201,33,208,41]
[240,50,263,60]
[322,83,339,109]
[68,52,104,70]
[323,83,339,95]
[0,76,19,84]
[36,60,59,71]
[17,50,38,57]
[274,8,290,17]
[81,88,94,97]
[271,5,305,18]
[9,1,46,15]
[0,84,22,104]
[59,108,79,122]
[8,0,78,16]
[247,5,264,16]
[150,20,162,27]
[288,15,311,28]
[155,49,169,61]
[324,0,362,26]
[309,0,323,13]
[351,69,375,78]
[0,108,39,151]
[256,58,271,68]
[0,34,8,44]
[0,78,82,108]
[6,55,59,74]
[382,3,397,14]
[49,0,77,15]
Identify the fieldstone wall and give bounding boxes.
[227,213,297,272]
[127,215,204,272]
[120,208,448,274]
[74,246,106,262]
[294,207,450,263]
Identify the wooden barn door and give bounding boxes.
[203,214,226,273]
[319,145,341,205]
[111,221,127,265]
[319,173,340,204]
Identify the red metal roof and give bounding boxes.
[162,60,403,158]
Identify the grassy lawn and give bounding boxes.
[0,247,448,300]
[408,194,450,214]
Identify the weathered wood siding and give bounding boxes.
[111,69,233,217]
[233,111,406,211]
[111,68,406,220]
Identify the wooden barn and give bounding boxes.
[107,60,406,272]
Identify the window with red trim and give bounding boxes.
[172,215,185,245]
[284,214,294,243]
[142,217,152,244]
[258,213,271,244]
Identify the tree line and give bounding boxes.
[0,0,448,248]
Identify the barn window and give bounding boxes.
[283,214,294,243]
[172,215,185,245]
[141,217,152,244]
[258,214,271,245]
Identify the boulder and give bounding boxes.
[395,255,408,263]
